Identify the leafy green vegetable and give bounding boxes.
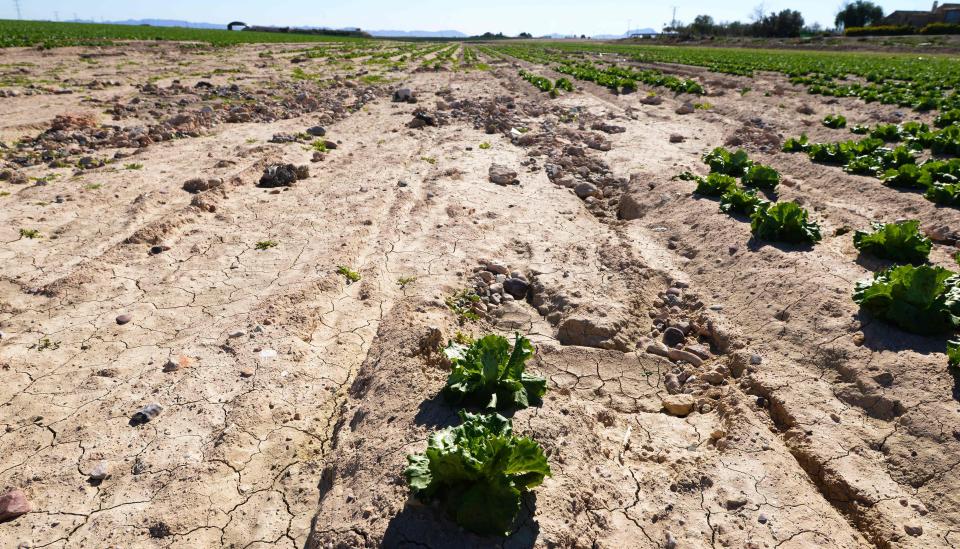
[719,187,767,215]
[741,164,781,191]
[750,202,822,244]
[337,265,361,282]
[853,264,960,334]
[446,289,482,321]
[443,334,546,410]
[852,220,932,266]
[693,173,738,196]
[782,134,809,152]
[823,114,847,129]
[703,147,753,176]
[405,411,551,535]
[948,339,960,368]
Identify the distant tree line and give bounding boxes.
[666,9,807,38]
[663,1,896,38]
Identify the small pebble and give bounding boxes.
[115,314,132,325]
[89,461,110,480]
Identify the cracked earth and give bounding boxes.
[1,41,959,548]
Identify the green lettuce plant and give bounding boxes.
[443,334,546,410]
[405,411,551,535]
[741,164,781,191]
[719,187,767,215]
[853,220,932,265]
[853,264,960,334]
[750,202,822,244]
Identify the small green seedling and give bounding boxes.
[255,240,278,250]
[36,338,60,351]
[479,142,491,150]
[19,228,41,239]
[397,276,416,288]
[124,163,143,170]
[337,265,361,283]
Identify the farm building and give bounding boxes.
[884,1,960,27]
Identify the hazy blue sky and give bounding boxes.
[0,1,940,35]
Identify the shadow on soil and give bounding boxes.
[381,493,540,549]
[413,393,530,428]
[857,312,948,356]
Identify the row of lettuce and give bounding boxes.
[784,118,960,208]
[404,333,551,535]
[680,146,959,368]
[490,42,960,113]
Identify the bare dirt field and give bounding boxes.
[1,40,959,549]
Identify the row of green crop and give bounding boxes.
[679,147,960,368]
[0,19,366,48]
[493,42,960,113]
[405,333,551,535]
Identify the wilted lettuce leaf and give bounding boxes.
[719,186,767,215]
[750,201,822,244]
[948,340,960,369]
[404,411,551,535]
[853,220,932,266]
[853,264,960,334]
[443,333,546,410]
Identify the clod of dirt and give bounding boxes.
[407,109,442,128]
[269,133,301,143]
[0,168,28,184]
[662,394,695,416]
[0,489,31,522]
[115,313,132,325]
[392,88,416,103]
[306,125,326,136]
[148,522,171,539]
[574,182,600,199]
[258,164,308,188]
[676,102,695,115]
[129,403,163,426]
[640,94,663,105]
[182,177,222,194]
[489,164,518,186]
[669,133,685,143]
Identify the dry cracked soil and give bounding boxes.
[1,41,959,549]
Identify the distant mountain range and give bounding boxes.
[64,19,654,39]
[370,30,468,38]
[69,18,225,29]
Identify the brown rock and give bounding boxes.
[0,489,31,521]
[662,394,695,417]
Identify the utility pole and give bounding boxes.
[671,6,677,28]
[54,10,59,21]
[13,0,22,20]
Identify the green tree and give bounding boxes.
[835,0,884,29]
[691,15,715,35]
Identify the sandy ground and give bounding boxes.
[0,41,958,549]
